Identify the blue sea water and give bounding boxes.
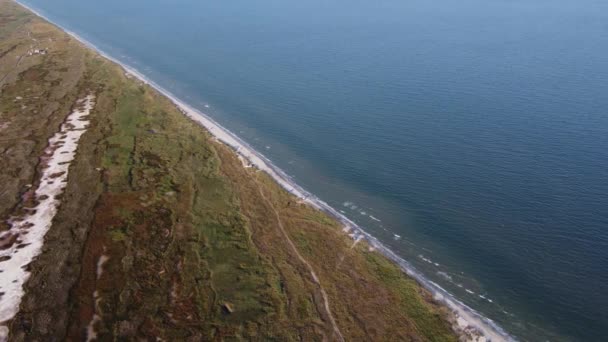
[19,0,608,340]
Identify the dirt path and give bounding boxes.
[253,176,345,342]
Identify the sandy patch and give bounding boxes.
[86,251,109,342]
[0,94,95,339]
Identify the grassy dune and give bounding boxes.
[0,1,457,340]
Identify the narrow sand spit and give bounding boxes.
[15,3,514,340]
[0,94,95,340]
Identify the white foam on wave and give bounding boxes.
[15,3,515,341]
[478,294,495,304]
[437,271,453,281]
[369,215,381,222]
[419,254,438,265]
[342,201,359,210]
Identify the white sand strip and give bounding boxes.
[85,291,102,342]
[0,94,95,340]
[86,252,109,341]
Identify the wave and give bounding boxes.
[16,1,515,340]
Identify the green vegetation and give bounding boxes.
[0,1,458,340]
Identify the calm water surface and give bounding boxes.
[21,0,608,340]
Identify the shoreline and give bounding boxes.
[14,1,512,340]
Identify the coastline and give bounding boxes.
[14,1,512,340]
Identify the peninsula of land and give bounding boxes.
[0,1,486,340]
